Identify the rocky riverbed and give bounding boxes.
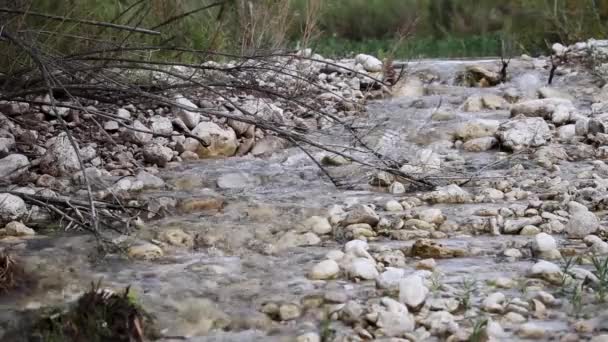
[2,40,608,341]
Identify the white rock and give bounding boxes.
[310,259,340,280]
[533,233,558,252]
[173,96,200,129]
[104,120,119,131]
[347,258,378,280]
[389,181,406,194]
[375,297,415,336]
[143,143,173,167]
[302,216,332,235]
[0,154,29,179]
[497,117,551,151]
[483,292,506,313]
[355,54,383,72]
[128,120,153,145]
[510,98,575,121]
[530,260,563,284]
[376,267,406,290]
[454,119,501,141]
[422,311,459,336]
[384,200,403,212]
[39,133,80,177]
[552,43,567,56]
[417,208,444,224]
[565,201,599,238]
[518,322,546,339]
[424,184,471,204]
[584,235,608,254]
[398,274,429,308]
[217,172,261,189]
[343,204,379,226]
[463,137,497,152]
[128,243,163,260]
[116,108,131,119]
[191,121,238,157]
[150,116,173,135]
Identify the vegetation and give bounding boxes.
[2,0,607,66]
[30,282,158,342]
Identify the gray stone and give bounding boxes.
[355,54,383,72]
[347,258,378,280]
[310,259,340,280]
[398,274,429,308]
[0,154,29,179]
[39,133,80,177]
[174,96,200,129]
[566,201,599,238]
[375,297,415,336]
[191,121,238,157]
[343,204,379,226]
[497,117,551,151]
[150,116,173,135]
[143,143,173,167]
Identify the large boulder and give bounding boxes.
[39,133,80,177]
[191,122,238,158]
[0,154,29,179]
[355,54,383,72]
[453,120,501,141]
[510,98,576,124]
[496,117,551,151]
[173,96,200,129]
[0,193,27,224]
[143,143,173,167]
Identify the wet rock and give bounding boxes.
[503,311,527,324]
[217,172,261,189]
[174,96,200,129]
[191,121,238,157]
[127,120,153,145]
[143,143,173,166]
[178,195,224,213]
[511,98,575,124]
[374,297,416,336]
[376,267,406,290]
[0,193,26,223]
[0,154,29,179]
[518,323,546,339]
[169,298,230,336]
[276,231,321,249]
[355,54,383,72]
[416,258,436,270]
[340,300,363,323]
[403,219,435,231]
[503,216,542,234]
[343,204,379,226]
[384,200,403,212]
[454,119,501,141]
[417,208,444,225]
[460,65,501,87]
[128,243,163,260]
[346,257,378,280]
[251,136,289,156]
[310,259,340,280]
[0,221,35,236]
[423,184,471,204]
[411,239,464,258]
[136,170,165,189]
[422,311,458,336]
[39,133,80,177]
[158,228,194,248]
[279,303,301,321]
[483,292,506,313]
[463,137,497,152]
[531,233,561,260]
[529,260,563,284]
[302,216,332,235]
[394,77,425,97]
[463,94,507,111]
[398,274,429,309]
[565,201,599,238]
[497,117,551,150]
[584,235,608,254]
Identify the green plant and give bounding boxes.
[468,316,489,342]
[429,270,443,294]
[591,255,608,303]
[570,281,584,317]
[458,277,477,311]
